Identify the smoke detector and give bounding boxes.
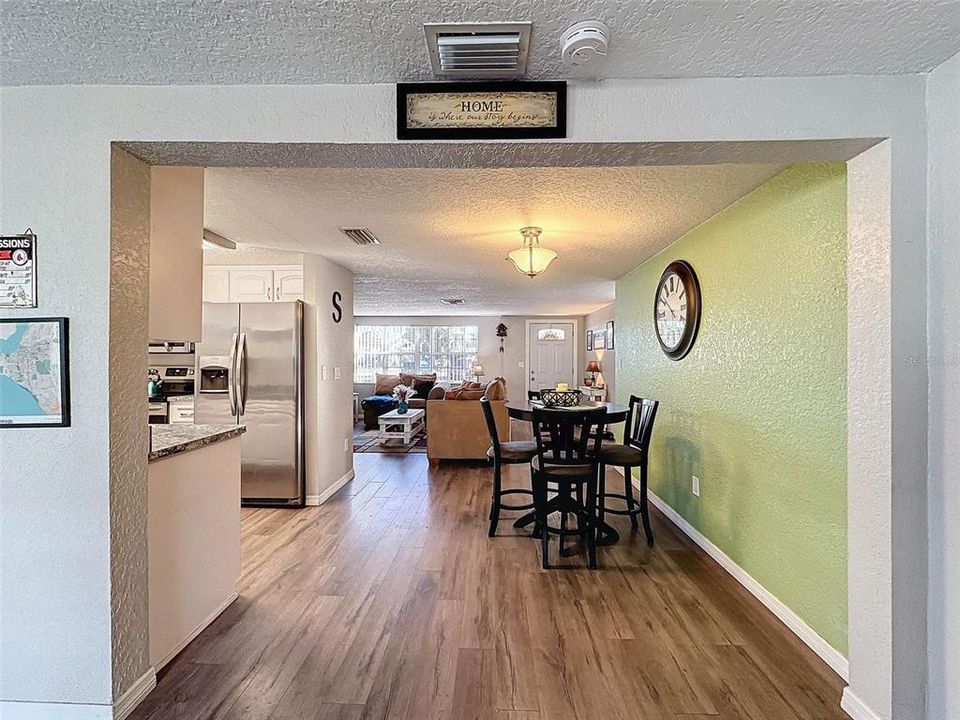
[424,22,532,78]
[561,21,610,71]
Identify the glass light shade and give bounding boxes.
[506,227,558,278]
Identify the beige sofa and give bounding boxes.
[426,378,509,463]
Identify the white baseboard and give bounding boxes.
[840,687,882,720]
[306,467,355,506]
[1,666,156,720]
[619,468,849,681]
[0,700,113,719]
[113,668,156,720]
[155,592,239,671]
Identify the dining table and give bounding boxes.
[504,399,631,548]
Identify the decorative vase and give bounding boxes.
[397,400,409,414]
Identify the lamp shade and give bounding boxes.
[505,226,558,278]
[585,360,601,373]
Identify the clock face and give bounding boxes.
[656,271,687,350]
[654,260,701,360]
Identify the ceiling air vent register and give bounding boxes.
[424,22,532,78]
[439,298,466,306]
[340,227,382,245]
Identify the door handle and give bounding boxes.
[228,333,238,416]
[236,333,248,416]
[266,287,271,301]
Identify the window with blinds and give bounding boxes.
[354,325,480,383]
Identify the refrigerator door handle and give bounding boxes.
[228,333,239,416]
[236,332,248,416]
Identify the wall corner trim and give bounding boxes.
[621,469,850,681]
[840,687,882,720]
[113,667,157,720]
[306,468,355,506]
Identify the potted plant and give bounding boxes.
[393,383,417,414]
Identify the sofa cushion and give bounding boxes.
[400,372,437,385]
[428,385,447,400]
[455,389,486,401]
[374,373,402,395]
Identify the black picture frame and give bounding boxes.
[586,330,594,351]
[0,316,70,428]
[606,320,615,349]
[397,81,567,140]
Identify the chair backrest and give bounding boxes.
[480,396,501,461]
[531,406,607,473]
[624,395,659,453]
[527,389,541,401]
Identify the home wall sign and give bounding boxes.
[0,231,38,308]
[331,291,343,323]
[397,81,567,140]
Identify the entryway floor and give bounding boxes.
[130,453,846,720]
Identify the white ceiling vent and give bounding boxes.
[340,227,382,245]
[424,22,532,78]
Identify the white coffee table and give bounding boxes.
[377,408,425,446]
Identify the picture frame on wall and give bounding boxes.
[606,320,615,349]
[594,329,607,350]
[0,317,71,428]
[586,330,594,351]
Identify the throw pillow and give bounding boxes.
[428,385,447,400]
[411,377,436,398]
[374,373,402,395]
[455,389,486,401]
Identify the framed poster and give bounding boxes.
[397,81,566,140]
[594,329,607,350]
[0,317,70,427]
[0,232,38,308]
[586,330,594,351]
[606,320,615,349]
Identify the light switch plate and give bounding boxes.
[334,366,341,380]
[518,361,525,368]
[692,475,701,497]
[321,366,328,381]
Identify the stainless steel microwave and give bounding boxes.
[148,341,195,354]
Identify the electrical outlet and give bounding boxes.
[692,475,700,497]
[518,361,524,368]
[334,366,341,380]
[321,366,328,381]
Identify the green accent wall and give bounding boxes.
[615,163,847,654]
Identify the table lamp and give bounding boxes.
[585,360,601,387]
[473,364,484,381]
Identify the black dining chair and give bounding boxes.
[481,396,538,537]
[530,405,607,569]
[597,396,659,546]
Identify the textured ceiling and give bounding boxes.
[3,1,960,85]
[204,164,786,315]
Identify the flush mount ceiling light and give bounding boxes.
[506,226,558,278]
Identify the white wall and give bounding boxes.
[584,303,616,401]
[303,254,354,504]
[926,50,960,720]
[0,78,931,718]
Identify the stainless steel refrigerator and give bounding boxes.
[195,301,305,506]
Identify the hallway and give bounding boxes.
[130,453,844,720]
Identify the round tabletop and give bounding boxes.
[504,400,630,423]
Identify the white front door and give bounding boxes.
[527,322,576,393]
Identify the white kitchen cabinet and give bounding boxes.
[202,267,231,302]
[204,265,304,303]
[228,269,275,303]
[274,268,304,302]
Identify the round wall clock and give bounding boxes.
[654,259,701,360]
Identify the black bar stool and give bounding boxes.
[481,396,538,537]
[598,396,659,546]
[530,406,607,569]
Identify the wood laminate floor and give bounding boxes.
[131,453,846,720]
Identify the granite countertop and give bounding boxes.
[149,424,246,463]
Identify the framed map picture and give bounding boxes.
[0,317,70,427]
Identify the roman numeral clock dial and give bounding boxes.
[654,260,701,360]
